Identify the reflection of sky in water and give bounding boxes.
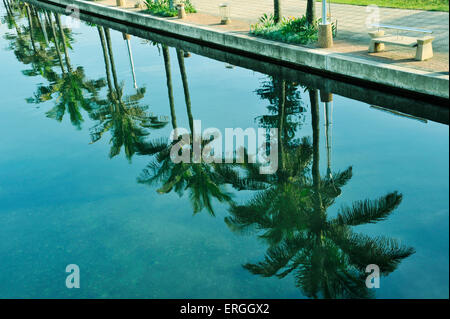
[0,4,448,298]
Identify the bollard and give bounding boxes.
[320,91,333,103]
[318,0,333,48]
[177,3,186,19]
[219,4,231,25]
[116,0,126,7]
[318,24,333,48]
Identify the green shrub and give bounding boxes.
[251,14,328,45]
[145,0,196,17]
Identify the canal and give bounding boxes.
[0,1,448,298]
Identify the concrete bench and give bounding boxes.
[368,25,434,61]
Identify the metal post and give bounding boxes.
[126,38,137,89]
[38,10,49,45]
[324,101,333,178]
[322,0,328,24]
[318,0,333,47]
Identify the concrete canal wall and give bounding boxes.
[29,0,449,100]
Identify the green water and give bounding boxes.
[0,1,448,299]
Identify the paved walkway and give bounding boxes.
[190,0,449,53]
[100,0,449,73]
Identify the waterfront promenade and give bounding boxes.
[25,0,450,98]
[101,0,449,73]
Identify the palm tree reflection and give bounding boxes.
[6,2,166,159]
[4,3,56,79]
[224,87,415,299]
[137,46,233,216]
[17,5,105,129]
[89,27,167,161]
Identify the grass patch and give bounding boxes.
[250,14,337,45]
[250,14,318,45]
[145,0,196,17]
[324,0,448,12]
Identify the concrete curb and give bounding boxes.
[33,0,450,99]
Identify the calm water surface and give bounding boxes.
[0,2,448,298]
